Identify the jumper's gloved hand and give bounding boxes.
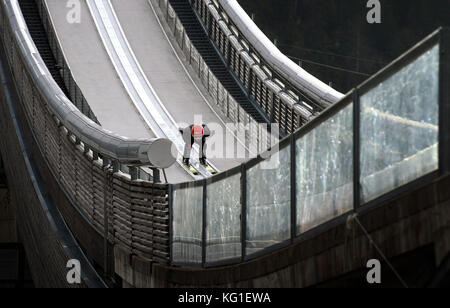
[202,125,211,138]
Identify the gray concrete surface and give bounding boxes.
[45,0,191,183]
[44,0,154,140]
[45,0,250,183]
[111,0,248,173]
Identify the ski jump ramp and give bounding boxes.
[45,0,249,183]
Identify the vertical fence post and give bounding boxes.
[226,40,231,68]
[60,59,65,88]
[113,160,120,173]
[290,133,297,242]
[353,89,361,210]
[202,180,207,267]
[241,163,247,262]
[173,16,177,35]
[103,165,110,278]
[168,184,174,265]
[166,0,169,20]
[152,168,161,183]
[248,69,253,96]
[216,79,219,105]
[270,91,275,124]
[226,93,230,118]
[439,28,450,174]
[237,103,240,123]
[130,166,138,181]
[181,28,185,51]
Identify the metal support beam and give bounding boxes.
[439,28,450,174]
[353,89,361,209]
[152,168,161,183]
[113,161,120,173]
[290,134,296,241]
[202,180,207,267]
[129,166,138,181]
[240,163,247,261]
[168,184,174,265]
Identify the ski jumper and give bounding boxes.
[179,124,211,162]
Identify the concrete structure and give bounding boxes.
[45,0,249,183]
[151,175,450,287]
[0,0,448,288]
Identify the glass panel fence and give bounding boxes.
[169,31,444,268]
[172,183,204,265]
[360,44,440,203]
[205,173,242,264]
[246,145,291,256]
[296,104,353,234]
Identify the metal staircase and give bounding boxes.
[168,0,268,124]
[18,0,69,97]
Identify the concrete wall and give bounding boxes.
[0,40,104,287]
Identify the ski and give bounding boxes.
[183,162,199,175]
[201,161,218,175]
